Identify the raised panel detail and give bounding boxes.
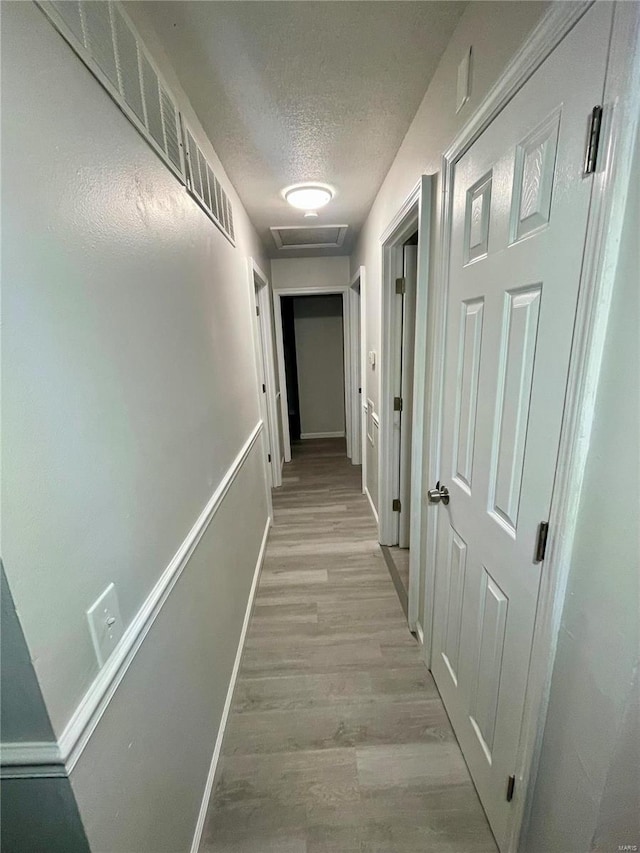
[441,527,468,685]
[453,298,484,491]
[469,569,508,762]
[510,110,560,244]
[489,285,542,533]
[464,172,492,264]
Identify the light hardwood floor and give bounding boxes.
[201,439,497,853]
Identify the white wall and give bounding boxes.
[1,3,269,851]
[523,123,640,853]
[0,563,54,745]
[366,410,379,515]
[350,0,548,599]
[293,296,345,438]
[271,256,349,292]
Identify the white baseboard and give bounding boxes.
[300,431,345,439]
[189,516,271,853]
[364,486,379,523]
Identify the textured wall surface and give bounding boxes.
[1,0,266,736]
[1,2,270,851]
[271,256,349,292]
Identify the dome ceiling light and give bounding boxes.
[283,183,334,211]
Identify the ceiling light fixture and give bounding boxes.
[283,183,334,211]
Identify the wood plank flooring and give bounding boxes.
[201,439,497,853]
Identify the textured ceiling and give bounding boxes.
[131,1,466,257]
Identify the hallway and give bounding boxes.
[201,440,497,852]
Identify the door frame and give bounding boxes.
[378,177,434,567]
[273,286,351,462]
[349,267,366,480]
[248,259,282,489]
[420,3,640,850]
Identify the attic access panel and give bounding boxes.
[270,225,348,250]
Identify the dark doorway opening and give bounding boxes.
[281,296,301,442]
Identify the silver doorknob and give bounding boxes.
[427,481,450,506]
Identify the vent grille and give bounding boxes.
[271,225,348,250]
[82,2,118,87]
[184,124,235,243]
[38,1,186,181]
[38,1,235,244]
[160,87,182,170]
[113,9,144,122]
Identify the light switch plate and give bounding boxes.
[368,350,376,368]
[456,47,472,113]
[87,583,123,667]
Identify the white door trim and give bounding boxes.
[348,268,364,470]
[343,289,352,460]
[249,259,282,491]
[273,286,350,463]
[378,180,421,546]
[407,175,435,632]
[419,2,640,850]
[351,266,367,494]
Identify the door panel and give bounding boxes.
[453,298,484,492]
[441,524,467,685]
[489,285,541,533]
[430,5,612,848]
[468,568,508,762]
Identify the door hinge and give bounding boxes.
[534,521,549,563]
[256,305,260,316]
[392,498,401,512]
[267,453,271,462]
[393,396,403,412]
[262,383,266,393]
[584,105,603,175]
[506,775,516,802]
[395,277,406,295]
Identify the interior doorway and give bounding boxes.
[397,232,418,549]
[280,296,302,442]
[379,200,420,551]
[274,288,354,463]
[380,232,418,613]
[250,261,282,489]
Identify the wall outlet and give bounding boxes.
[87,583,123,667]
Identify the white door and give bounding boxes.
[398,244,417,548]
[254,288,274,487]
[430,5,611,848]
